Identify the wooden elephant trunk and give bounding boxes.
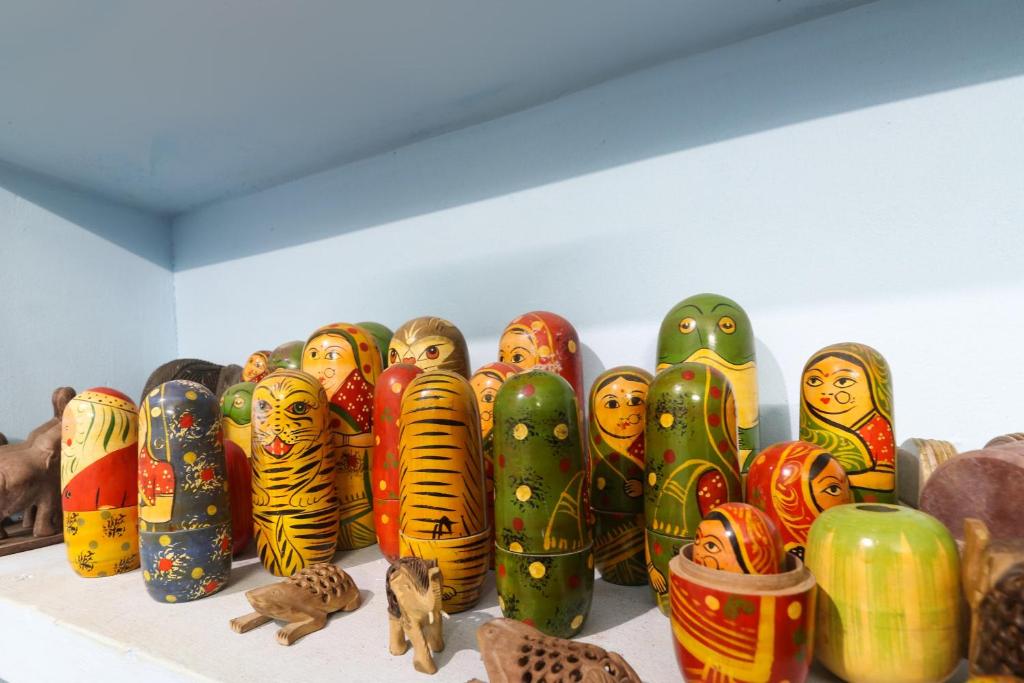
[386,557,445,675]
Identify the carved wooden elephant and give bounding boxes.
[0,387,75,539]
[386,557,445,675]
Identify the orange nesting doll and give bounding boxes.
[303,323,380,549]
[692,502,784,575]
[499,311,583,403]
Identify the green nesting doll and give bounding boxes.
[588,366,652,586]
[268,340,304,371]
[138,381,232,603]
[645,362,741,614]
[493,370,594,637]
[356,321,393,369]
[656,293,759,472]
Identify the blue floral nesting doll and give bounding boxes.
[138,380,232,603]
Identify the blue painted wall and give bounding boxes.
[0,162,176,440]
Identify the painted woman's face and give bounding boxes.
[388,335,456,372]
[498,326,538,368]
[692,520,742,573]
[594,377,647,442]
[809,457,852,512]
[802,356,872,427]
[242,352,269,382]
[303,333,357,398]
[470,373,502,437]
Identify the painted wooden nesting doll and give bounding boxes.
[669,544,817,683]
[242,350,271,383]
[269,340,304,371]
[499,311,583,402]
[745,441,852,560]
[138,381,232,602]
[806,504,963,683]
[372,362,423,562]
[60,388,139,577]
[657,294,759,471]
[799,342,896,503]
[399,371,490,612]
[221,382,254,555]
[302,323,380,550]
[645,362,741,613]
[251,370,338,576]
[470,361,521,563]
[356,321,393,369]
[588,366,651,586]
[388,316,470,378]
[692,502,784,574]
[493,370,594,638]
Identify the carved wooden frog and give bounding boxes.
[230,563,361,645]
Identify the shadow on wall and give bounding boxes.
[172,0,1024,269]
[0,160,172,268]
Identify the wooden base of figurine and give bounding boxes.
[0,518,62,557]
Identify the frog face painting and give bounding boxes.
[656,294,759,471]
[388,316,470,378]
[692,502,784,575]
[799,343,895,503]
[498,311,582,401]
[242,351,271,383]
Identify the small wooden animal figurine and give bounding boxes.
[476,618,642,682]
[303,323,380,550]
[388,316,470,378]
[588,366,652,586]
[356,321,393,368]
[241,350,272,383]
[60,388,139,577]
[372,363,423,562]
[962,518,1024,678]
[897,437,957,507]
[251,370,339,576]
[656,294,760,470]
[230,563,361,646]
[920,445,1024,543]
[745,440,852,560]
[399,371,490,612]
[692,502,784,575]
[138,381,232,602]
[268,340,304,371]
[645,362,741,613]
[470,361,521,563]
[140,358,242,402]
[498,311,583,401]
[386,557,445,675]
[493,370,594,637]
[669,538,817,683]
[0,387,75,555]
[806,503,963,683]
[799,342,896,503]
[220,382,255,555]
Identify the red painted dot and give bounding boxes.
[363,364,371,374]
[708,414,721,428]
[498,564,506,577]
[158,558,173,572]
[718,440,730,453]
[609,452,619,463]
[682,370,695,381]
[559,458,571,473]
[663,449,676,463]
[346,327,358,333]
[359,342,369,352]
[498,454,506,468]
[179,412,194,429]
[568,575,581,589]
[201,468,214,481]
[522,619,535,627]
[654,542,663,556]
[709,386,721,400]
[521,384,535,397]
[66,438,72,446]
[593,433,601,444]
[513,517,524,531]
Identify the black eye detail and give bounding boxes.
[425,346,440,360]
[389,349,399,363]
[806,377,823,387]
[258,400,271,411]
[289,402,309,415]
[605,399,620,409]
[627,396,643,407]
[512,353,525,363]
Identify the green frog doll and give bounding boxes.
[493,370,594,637]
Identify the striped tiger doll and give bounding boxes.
[251,370,339,576]
[399,370,490,613]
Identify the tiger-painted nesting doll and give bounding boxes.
[656,294,759,472]
[645,362,741,613]
[498,311,583,402]
[493,370,594,638]
[399,370,490,612]
[471,361,521,564]
[303,323,380,550]
[251,370,339,576]
[588,366,652,586]
[138,381,231,602]
[799,342,896,503]
[691,502,784,575]
[372,362,423,562]
[61,388,139,577]
[746,440,852,560]
[242,350,272,383]
[221,382,255,555]
[269,340,304,371]
[356,321,393,369]
[388,316,470,378]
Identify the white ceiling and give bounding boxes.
[0,1,872,215]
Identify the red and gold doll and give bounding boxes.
[241,350,271,383]
[691,502,784,574]
[499,311,583,402]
